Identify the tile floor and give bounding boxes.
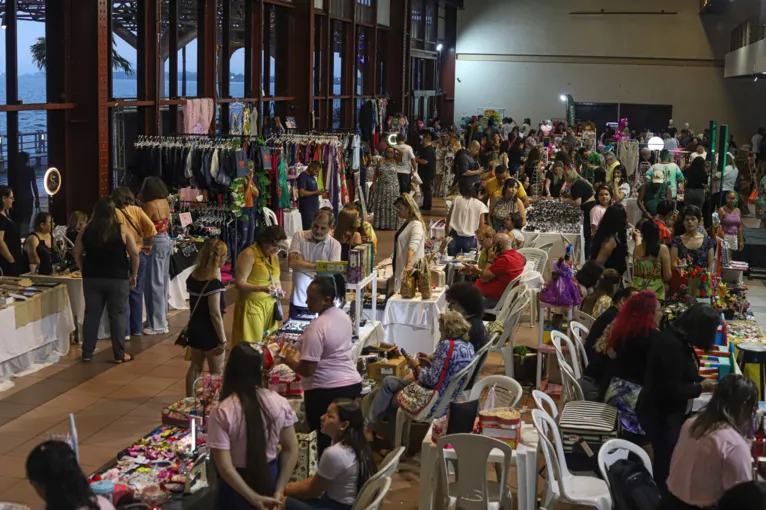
[0,200,762,509]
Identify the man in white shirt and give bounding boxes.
[689,143,707,162]
[287,209,341,318]
[752,128,764,156]
[395,134,416,195]
[445,184,489,256]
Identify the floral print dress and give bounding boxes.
[370,161,400,230]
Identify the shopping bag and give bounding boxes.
[396,341,455,421]
[290,431,318,482]
[749,188,759,205]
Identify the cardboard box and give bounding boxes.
[367,356,409,383]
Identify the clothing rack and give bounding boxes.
[170,198,241,272]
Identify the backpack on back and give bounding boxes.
[606,458,661,510]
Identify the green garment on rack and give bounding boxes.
[277,159,291,209]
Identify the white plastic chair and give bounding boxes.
[518,247,548,274]
[598,439,654,488]
[492,292,531,379]
[532,389,559,420]
[492,281,528,325]
[468,375,523,408]
[462,340,494,400]
[518,248,548,327]
[559,359,585,403]
[356,446,404,500]
[436,433,514,510]
[262,207,278,227]
[352,476,392,510]
[536,242,555,254]
[550,330,582,380]
[569,321,590,369]
[484,274,522,320]
[531,410,612,510]
[394,354,481,452]
[573,309,596,330]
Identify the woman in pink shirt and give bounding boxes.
[662,374,757,510]
[26,440,116,510]
[207,343,300,509]
[285,274,363,458]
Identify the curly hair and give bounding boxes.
[439,310,472,341]
[445,282,485,318]
[194,239,227,277]
[606,291,658,351]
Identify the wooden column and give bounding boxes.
[5,0,18,183]
[137,0,159,135]
[65,0,111,212]
[198,0,218,100]
[46,0,69,223]
[169,0,179,133]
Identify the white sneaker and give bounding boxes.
[124,336,130,341]
[143,327,169,335]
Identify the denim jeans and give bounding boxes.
[82,278,129,360]
[125,252,147,336]
[217,461,279,510]
[240,206,258,252]
[144,232,171,331]
[398,173,411,195]
[367,376,410,433]
[447,229,477,257]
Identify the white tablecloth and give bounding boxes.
[0,285,74,380]
[522,228,585,278]
[420,424,539,510]
[383,288,448,354]
[284,209,303,239]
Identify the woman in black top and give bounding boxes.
[562,169,597,254]
[592,205,635,275]
[506,137,524,176]
[22,212,54,275]
[0,186,21,276]
[185,239,228,396]
[683,156,708,211]
[74,198,140,363]
[603,291,663,441]
[637,304,719,490]
[544,161,566,198]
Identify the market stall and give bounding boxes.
[0,278,75,379]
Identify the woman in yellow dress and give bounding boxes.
[233,225,287,345]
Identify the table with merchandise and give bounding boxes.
[0,277,75,380]
[383,287,448,355]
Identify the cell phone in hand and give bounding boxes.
[399,348,410,360]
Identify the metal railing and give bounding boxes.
[0,132,49,173]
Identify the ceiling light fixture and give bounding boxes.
[559,94,567,102]
[436,43,443,52]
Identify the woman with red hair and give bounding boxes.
[603,291,663,441]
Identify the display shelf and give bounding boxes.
[347,269,378,337]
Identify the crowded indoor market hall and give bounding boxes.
[4,0,766,509]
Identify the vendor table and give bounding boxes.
[351,320,386,361]
[170,242,203,279]
[283,209,304,239]
[419,423,539,510]
[383,287,448,355]
[0,282,74,379]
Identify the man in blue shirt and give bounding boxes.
[297,161,323,230]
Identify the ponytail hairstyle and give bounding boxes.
[333,400,377,491]
[219,344,275,496]
[26,440,99,510]
[311,274,347,306]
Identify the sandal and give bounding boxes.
[113,353,135,364]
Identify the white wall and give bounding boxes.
[454,0,766,142]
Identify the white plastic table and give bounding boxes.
[419,424,539,510]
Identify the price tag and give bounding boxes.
[179,212,193,228]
